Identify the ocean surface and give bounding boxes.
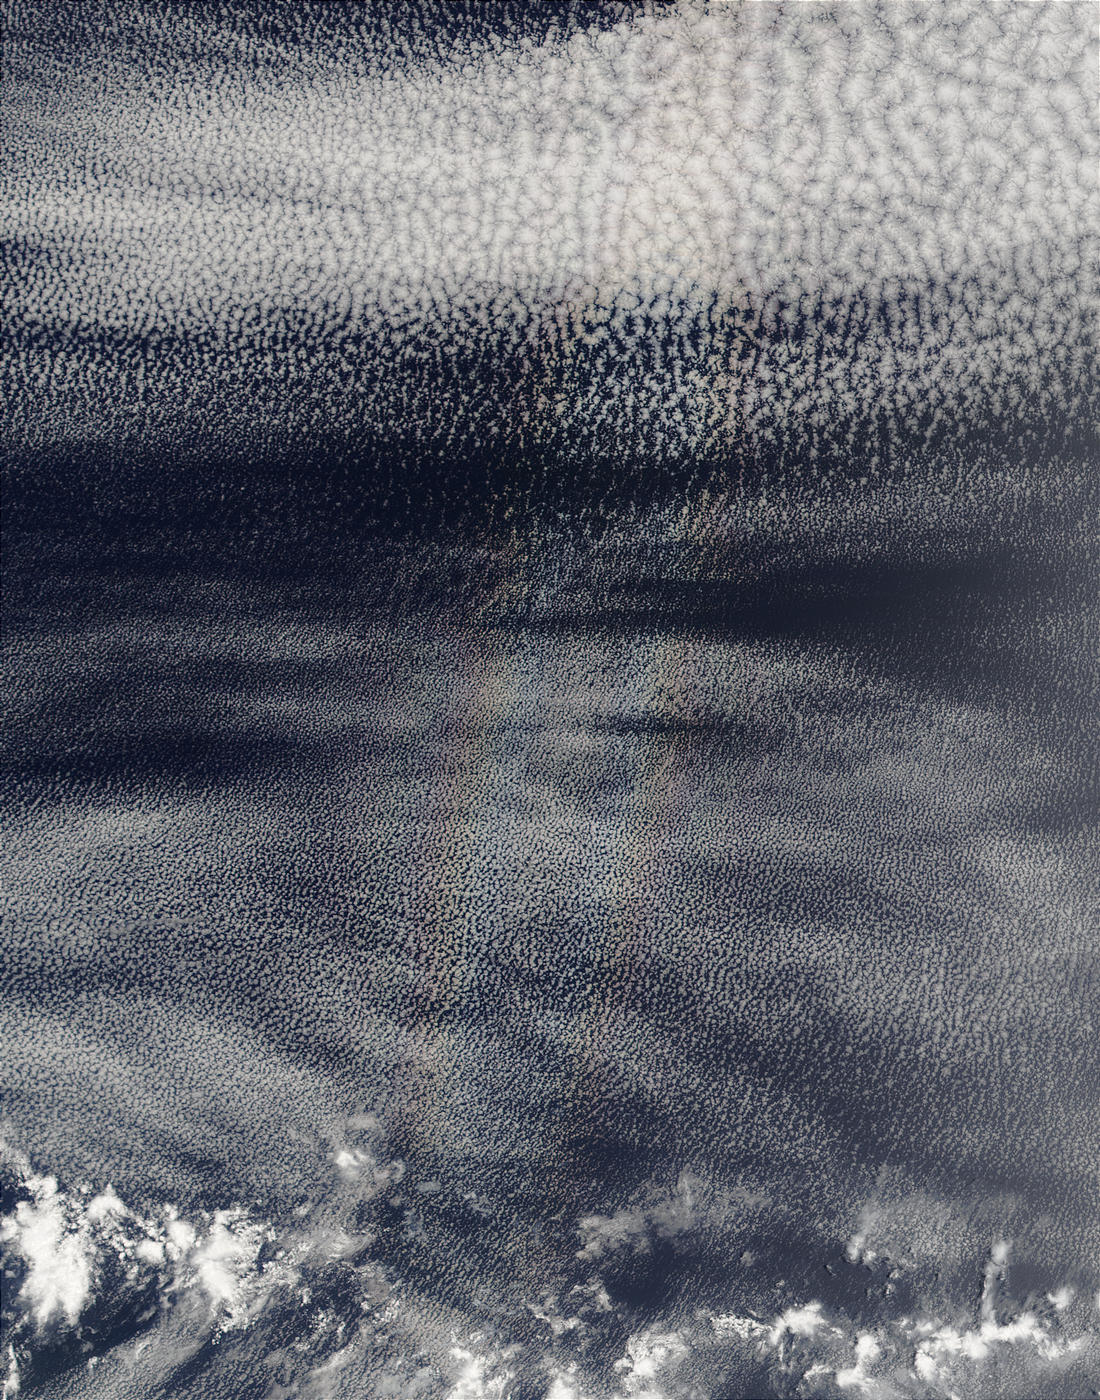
[3,471,1098,1399]
[4,1,1099,1393]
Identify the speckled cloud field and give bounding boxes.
[1,3,1098,1397]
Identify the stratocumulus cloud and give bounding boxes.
[6,2,1096,324]
[2,3,1098,1398]
[3,1,1096,516]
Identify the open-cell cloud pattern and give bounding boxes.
[2,3,1098,1398]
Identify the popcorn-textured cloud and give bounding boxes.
[2,8,1098,1398]
[6,1,1095,328]
[3,1,1096,521]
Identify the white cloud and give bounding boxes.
[2,1345,18,1400]
[0,1175,93,1329]
[445,1341,518,1400]
[4,1,1095,340]
[0,1171,294,1345]
[833,1333,882,1393]
[2,1155,1098,1400]
[769,1299,830,1348]
[704,1240,1099,1399]
[613,1327,690,1396]
[190,1209,266,1325]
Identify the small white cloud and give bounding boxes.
[527,1298,583,1337]
[711,1247,1098,1400]
[135,1238,166,1266]
[613,1328,689,1395]
[710,1312,768,1343]
[575,1206,649,1260]
[769,1299,828,1348]
[330,1141,405,1193]
[834,1332,882,1392]
[164,1211,197,1258]
[333,1147,372,1178]
[86,1188,128,1224]
[446,1342,518,1400]
[3,1343,19,1400]
[544,1367,584,1400]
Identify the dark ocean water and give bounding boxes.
[3,4,1099,1390]
[3,470,1098,1398]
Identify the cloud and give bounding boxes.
[705,1240,1099,1400]
[0,1175,93,1330]
[3,1144,1099,1399]
[5,1,1095,342]
[614,1327,691,1396]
